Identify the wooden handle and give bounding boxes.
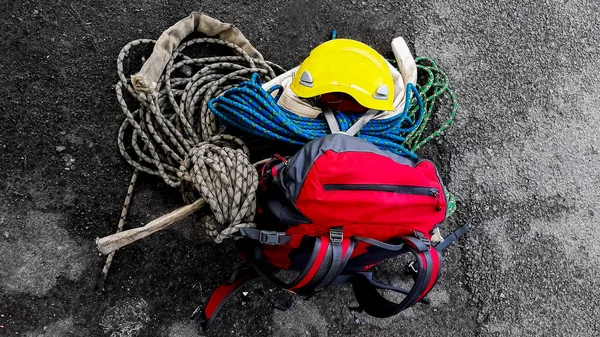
[96,198,206,255]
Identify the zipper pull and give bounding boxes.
[431,189,442,212]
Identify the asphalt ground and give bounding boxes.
[0,0,598,336]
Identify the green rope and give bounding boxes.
[387,56,457,151]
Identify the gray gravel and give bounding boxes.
[0,0,598,336]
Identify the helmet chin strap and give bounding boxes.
[322,108,382,136]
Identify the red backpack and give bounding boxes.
[194,133,468,328]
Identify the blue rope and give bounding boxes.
[208,73,425,158]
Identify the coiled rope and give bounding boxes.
[101,32,457,290]
[115,37,284,241]
[210,74,424,158]
[208,54,458,218]
[398,56,457,153]
[208,56,457,159]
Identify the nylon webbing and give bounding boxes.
[350,241,442,318]
[434,224,470,252]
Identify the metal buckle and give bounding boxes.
[408,261,418,274]
[330,228,343,244]
[259,231,284,245]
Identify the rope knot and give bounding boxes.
[181,136,258,243]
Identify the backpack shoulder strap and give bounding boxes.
[349,237,443,318]
[349,224,469,318]
[248,228,355,295]
[194,229,356,330]
[192,267,259,330]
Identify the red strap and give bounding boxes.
[203,270,257,320]
[291,237,330,291]
[417,247,441,301]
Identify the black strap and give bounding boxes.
[352,237,405,251]
[337,272,431,305]
[249,236,325,291]
[350,242,442,318]
[404,233,431,252]
[434,224,469,252]
[315,240,355,292]
[246,228,351,295]
[238,227,292,245]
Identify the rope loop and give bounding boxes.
[180,139,258,243]
[117,38,283,241]
[209,74,427,158]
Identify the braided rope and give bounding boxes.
[179,143,258,243]
[209,74,424,158]
[115,38,284,240]
[209,57,458,216]
[97,168,139,291]
[401,56,457,152]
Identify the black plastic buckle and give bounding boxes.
[330,228,343,244]
[259,231,285,245]
[413,230,431,248]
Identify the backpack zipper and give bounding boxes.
[323,184,442,211]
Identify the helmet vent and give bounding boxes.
[372,85,389,100]
[299,71,314,87]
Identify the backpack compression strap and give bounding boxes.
[434,223,469,252]
[245,228,355,295]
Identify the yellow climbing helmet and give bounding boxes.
[290,38,395,111]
